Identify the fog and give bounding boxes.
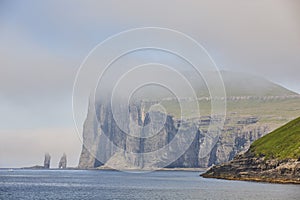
[0,0,299,167]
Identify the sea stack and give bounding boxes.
[58,153,67,169]
[44,153,51,169]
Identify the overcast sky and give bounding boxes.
[1,0,300,168]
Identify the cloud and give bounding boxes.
[2,0,300,91]
[0,24,77,98]
[2,0,299,93]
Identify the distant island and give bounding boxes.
[201,116,300,184]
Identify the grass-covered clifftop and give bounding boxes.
[201,117,300,184]
[250,116,300,160]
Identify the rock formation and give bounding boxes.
[44,153,51,169]
[201,151,300,184]
[58,153,67,169]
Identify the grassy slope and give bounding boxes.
[160,98,300,121]
[138,71,300,120]
[250,116,300,159]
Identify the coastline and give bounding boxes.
[201,172,300,184]
[3,167,299,184]
[200,154,300,184]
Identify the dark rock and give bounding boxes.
[201,152,300,184]
[43,153,51,169]
[58,153,67,169]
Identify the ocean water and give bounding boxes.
[0,170,299,200]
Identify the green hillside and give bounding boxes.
[250,116,300,159]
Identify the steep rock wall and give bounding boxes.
[78,100,272,169]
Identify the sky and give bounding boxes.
[0,0,300,168]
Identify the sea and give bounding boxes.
[0,169,299,200]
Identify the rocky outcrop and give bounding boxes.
[58,153,67,169]
[201,151,300,184]
[43,153,51,169]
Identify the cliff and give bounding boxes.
[78,72,300,169]
[78,101,197,169]
[78,97,300,169]
[201,117,300,184]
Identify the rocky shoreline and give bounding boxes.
[201,151,300,184]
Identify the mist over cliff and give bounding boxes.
[78,71,300,169]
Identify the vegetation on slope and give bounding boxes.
[250,116,300,159]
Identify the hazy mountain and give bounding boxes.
[78,71,300,169]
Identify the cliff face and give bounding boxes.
[78,100,273,169]
[78,71,300,169]
[197,124,268,168]
[78,101,194,169]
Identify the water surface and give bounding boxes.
[0,170,299,200]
